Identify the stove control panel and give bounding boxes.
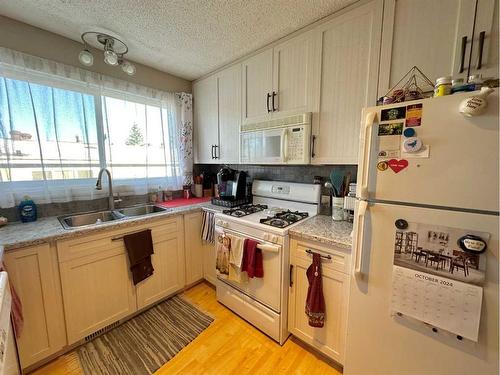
[263,233,280,243]
[271,185,290,195]
[216,219,229,228]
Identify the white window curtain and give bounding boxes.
[0,47,192,208]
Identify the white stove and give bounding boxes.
[215,180,321,344]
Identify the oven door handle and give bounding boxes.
[257,243,280,253]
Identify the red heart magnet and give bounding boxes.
[387,159,408,173]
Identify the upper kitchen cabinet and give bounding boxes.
[241,49,274,124]
[379,0,498,96]
[193,75,219,163]
[194,65,241,164]
[242,31,316,124]
[217,64,241,163]
[311,0,383,165]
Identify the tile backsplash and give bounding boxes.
[193,163,357,190]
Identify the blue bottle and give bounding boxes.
[18,196,37,223]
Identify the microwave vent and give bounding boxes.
[241,113,311,132]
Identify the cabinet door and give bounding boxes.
[184,212,204,285]
[136,218,185,309]
[4,244,66,369]
[217,64,241,163]
[203,242,217,286]
[312,0,383,164]
[241,49,274,124]
[193,75,219,163]
[288,256,349,364]
[273,31,316,116]
[59,242,137,344]
[379,0,476,95]
[469,0,498,79]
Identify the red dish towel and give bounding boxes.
[241,239,264,278]
[305,253,325,328]
[0,262,23,338]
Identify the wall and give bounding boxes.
[0,16,192,93]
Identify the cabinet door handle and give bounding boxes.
[477,31,485,70]
[214,145,219,159]
[289,264,294,287]
[211,145,215,159]
[311,135,316,158]
[459,36,467,73]
[267,93,271,113]
[272,91,278,111]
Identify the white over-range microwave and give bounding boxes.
[240,113,311,164]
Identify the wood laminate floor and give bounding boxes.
[33,282,342,375]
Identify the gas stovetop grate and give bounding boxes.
[222,204,268,217]
[259,210,309,228]
[211,197,250,207]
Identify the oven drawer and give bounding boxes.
[216,280,281,341]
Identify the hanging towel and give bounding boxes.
[241,239,264,278]
[123,230,155,285]
[0,263,23,339]
[305,253,326,328]
[201,210,215,243]
[228,235,248,283]
[216,234,230,279]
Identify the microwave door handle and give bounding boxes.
[280,129,287,163]
[359,112,376,200]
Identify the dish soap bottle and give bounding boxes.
[18,196,37,223]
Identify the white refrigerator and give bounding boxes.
[344,90,499,375]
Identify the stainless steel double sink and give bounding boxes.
[58,204,169,229]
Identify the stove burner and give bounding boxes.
[259,210,309,228]
[223,204,268,217]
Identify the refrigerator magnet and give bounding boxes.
[387,159,408,173]
[405,103,423,127]
[403,137,423,153]
[377,160,389,171]
[403,128,416,138]
[378,122,403,136]
[381,106,406,121]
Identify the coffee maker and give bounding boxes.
[216,166,247,201]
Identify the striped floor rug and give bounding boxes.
[76,296,213,375]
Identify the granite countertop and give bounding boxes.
[289,215,353,250]
[0,202,223,252]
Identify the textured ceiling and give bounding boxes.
[0,0,356,80]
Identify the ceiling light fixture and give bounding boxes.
[79,31,136,75]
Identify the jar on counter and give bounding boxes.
[434,76,452,97]
[468,74,483,90]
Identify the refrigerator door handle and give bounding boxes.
[353,200,368,279]
[359,112,376,200]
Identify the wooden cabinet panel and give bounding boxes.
[4,243,66,369]
[193,75,219,163]
[241,49,274,124]
[203,242,216,286]
[288,256,349,364]
[217,64,241,163]
[312,0,382,164]
[184,212,204,285]
[273,31,316,116]
[59,243,137,344]
[136,216,185,309]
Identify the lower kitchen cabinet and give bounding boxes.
[288,238,350,364]
[4,243,66,369]
[184,212,204,285]
[202,241,216,286]
[58,234,138,344]
[136,216,186,309]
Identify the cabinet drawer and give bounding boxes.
[58,216,182,263]
[291,238,351,274]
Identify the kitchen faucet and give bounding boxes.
[95,168,122,210]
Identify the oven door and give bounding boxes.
[215,227,282,312]
[240,128,285,164]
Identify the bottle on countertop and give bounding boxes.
[18,196,37,223]
[434,76,452,97]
